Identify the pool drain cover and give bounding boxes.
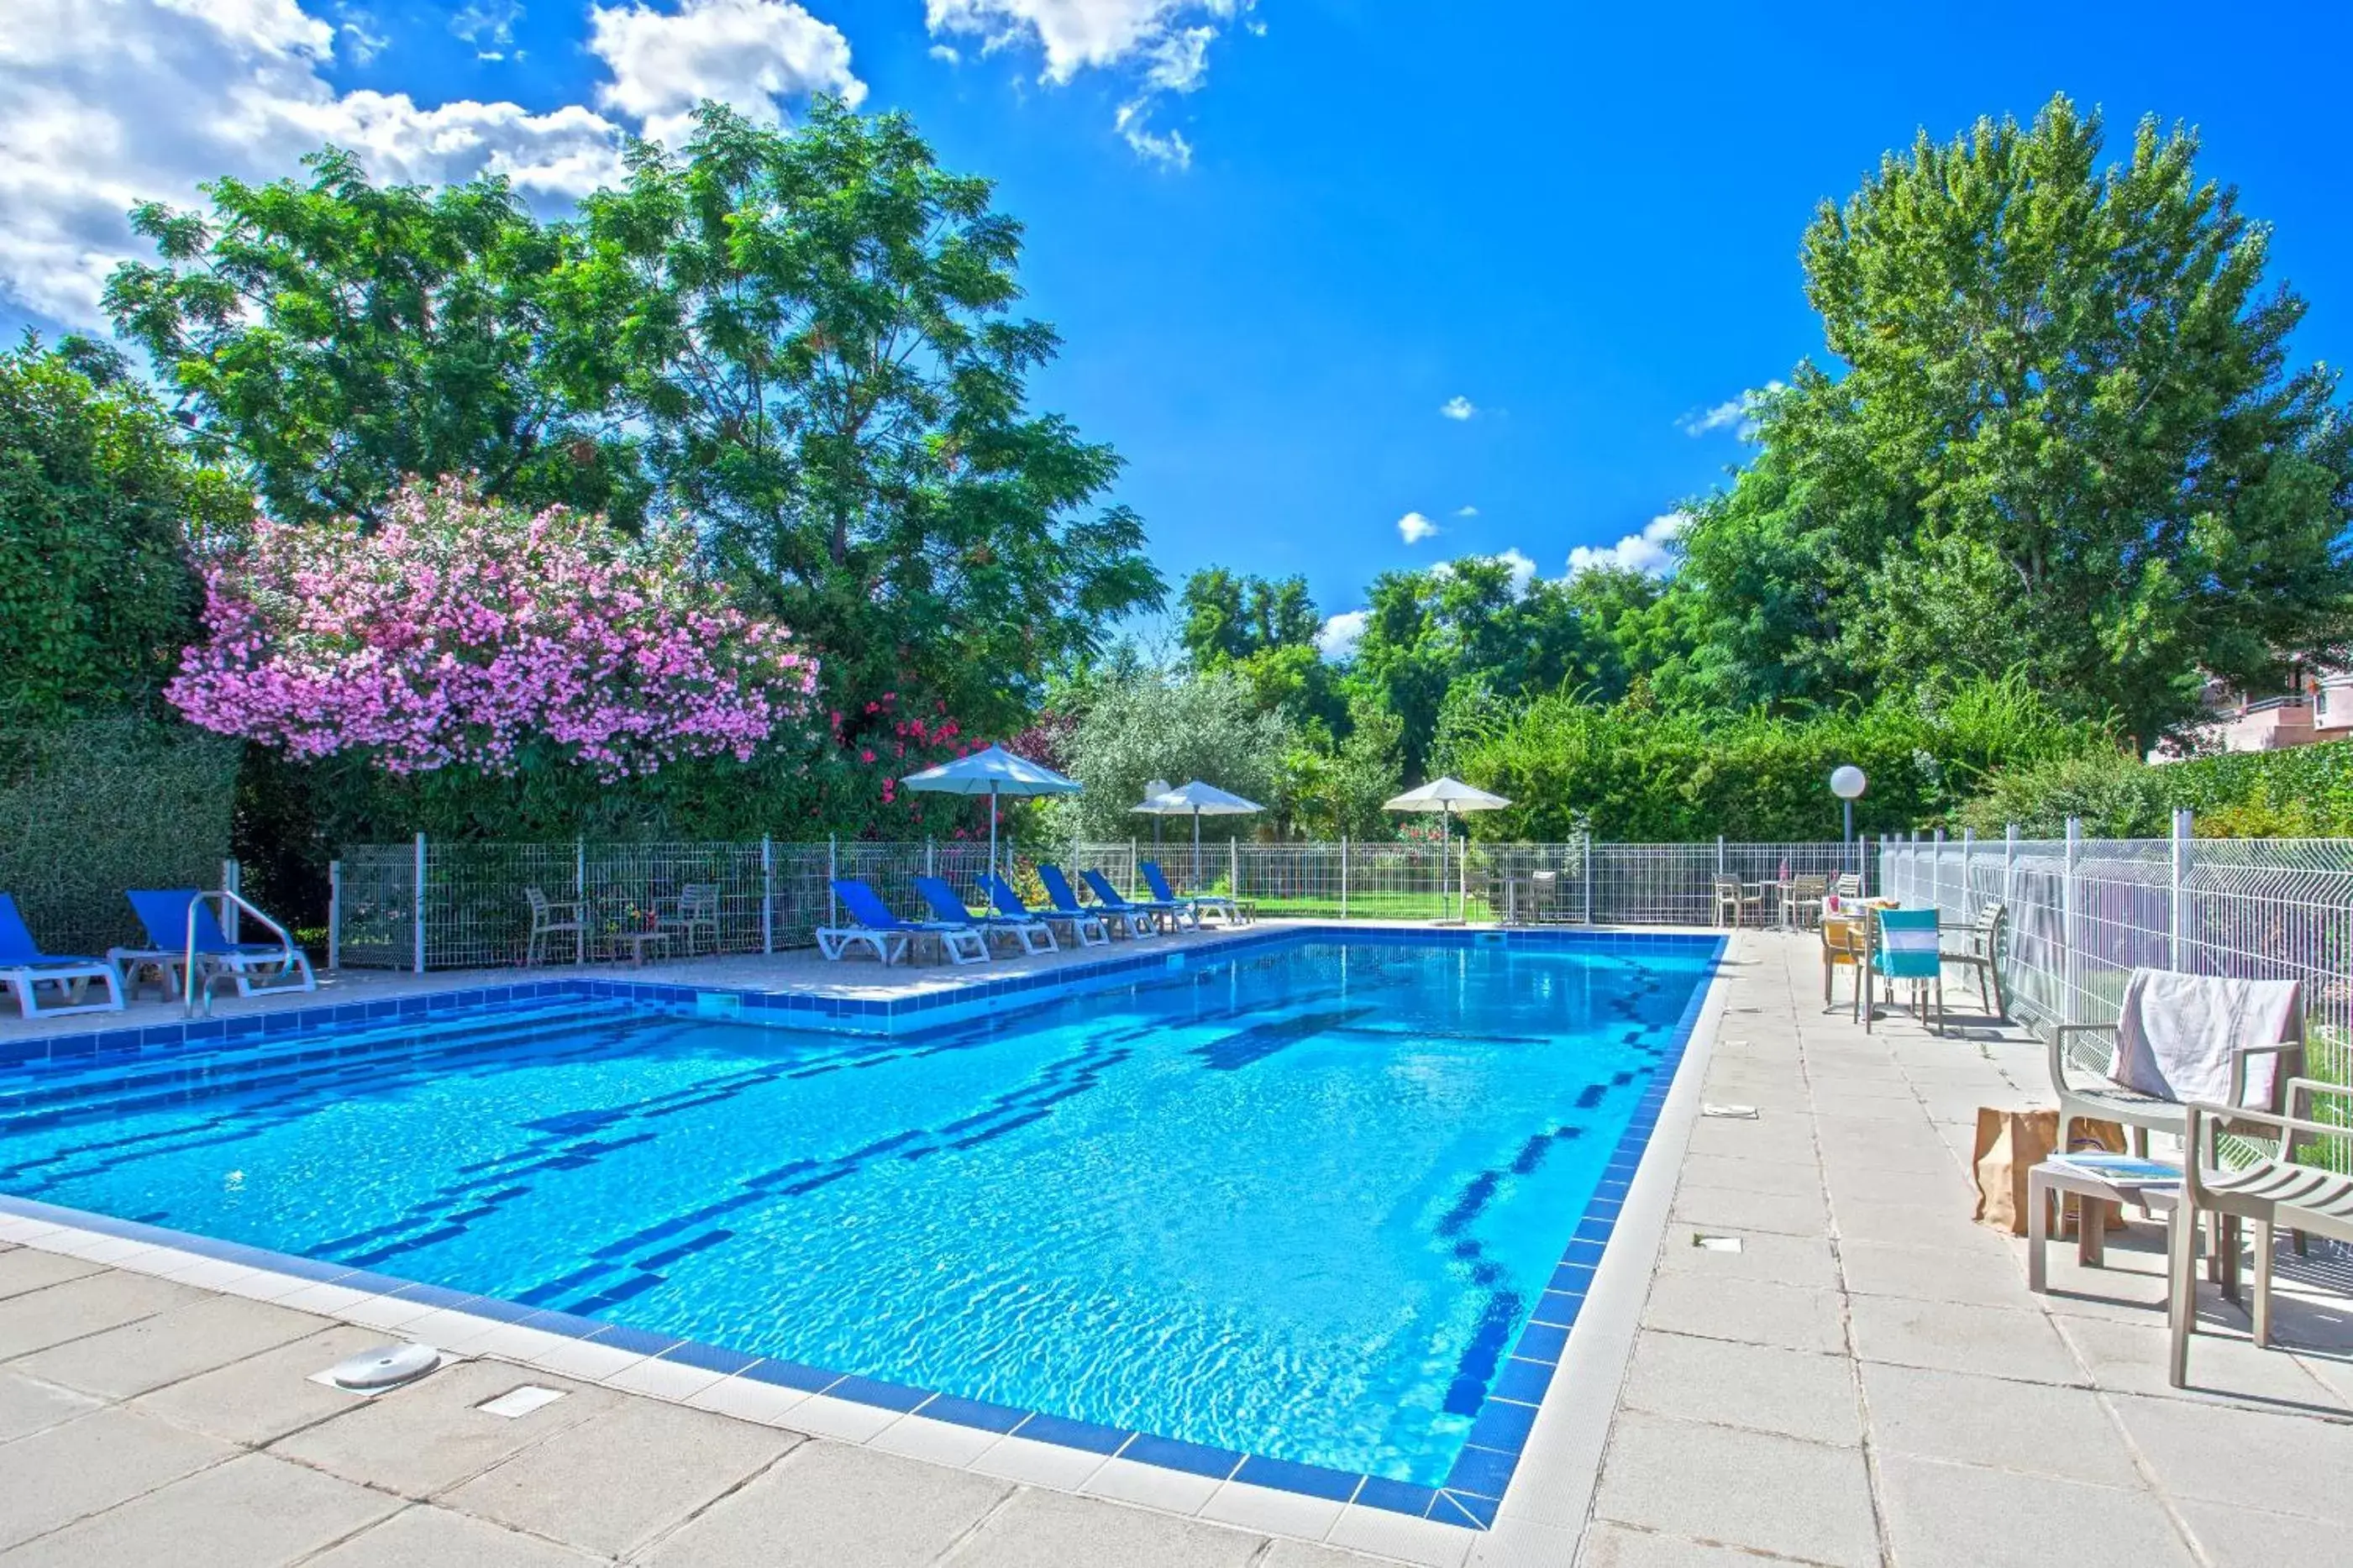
[327,1343,440,1391]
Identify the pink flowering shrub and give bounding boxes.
[169,480,817,778]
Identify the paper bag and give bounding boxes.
[1972,1109,2127,1235]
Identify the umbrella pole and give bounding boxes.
[1193,808,1201,894]
[989,784,999,894]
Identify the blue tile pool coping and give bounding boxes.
[0,925,1727,1531]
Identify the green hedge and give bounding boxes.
[1958,740,2353,838]
[0,720,241,956]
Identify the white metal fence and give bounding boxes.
[1879,818,2353,1169]
[333,833,1881,970]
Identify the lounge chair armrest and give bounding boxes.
[2047,1023,2116,1091]
[2226,1040,2308,1105]
[2184,1099,2351,1151]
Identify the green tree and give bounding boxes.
[1676,96,2353,742]
[566,101,1161,743]
[1177,567,1339,731]
[104,149,643,529]
[0,337,249,719]
[1050,671,1292,842]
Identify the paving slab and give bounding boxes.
[1668,1183,1827,1238]
[0,1406,236,1552]
[0,1370,102,1444]
[129,1324,387,1445]
[10,1293,329,1400]
[1836,1238,2039,1309]
[1846,1293,2085,1384]
[303,1504,607,1567]
[1876,1452,2195,1568]
[2057,1312,2349,1413]
[1589,1410,1878,1568]
[1640,1272,1847,1355]
[1573,1521,1792,1565]
[948,1484,1265,1568]
[1857,1361,2143,1487]
[0,1249,101,1302]
[1618,1331,1860,1446]
[0,1269,204,1358]
[2176,1498,2353,1568]
[269,1360,611,1498]
[2108,1391,2353,1524]
[0,1450,400,1567]
[635,1439,1011,1568]
[1652,1228,1840,1291]
[444,1393,797,1556]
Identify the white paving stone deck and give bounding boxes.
[2,929,2349,1565]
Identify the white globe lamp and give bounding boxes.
[1829,765,1867,850]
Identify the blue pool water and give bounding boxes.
[0,934,1715,1491]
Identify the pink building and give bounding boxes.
[2155,669,2353,760]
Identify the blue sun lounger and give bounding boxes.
[1038,865,1153,940]
[0,894,124,1018]
[915,875,1054,957]
[1081,868,1198,933]
[987,874,1107,948]
[110,889,315,1002]
[1140,861,1251,926]
[824,878,985,966]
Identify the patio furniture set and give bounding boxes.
[0,888,315,1020]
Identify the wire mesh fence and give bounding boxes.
[1880,826,2353,1173]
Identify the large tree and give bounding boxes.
[1176,567,1338,731]
[104,149,643,529]
[564,100,1162,744]
[0,337,249,719]
[1675,96,2353,742]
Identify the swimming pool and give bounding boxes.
[0,930,1720,1523]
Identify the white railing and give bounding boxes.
[1879,819,2353,1172]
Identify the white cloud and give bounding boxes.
[923,1,1253,164]
[1397,511,1438,545]
[928,43,961,63]
[336,5,388,63]
[0,0,875,327]
[1567,512,1689,577]
[1677,379,1785,439]
[1454,504,1479,517]
[449,0,523,55]
[1114,101,1190,168]
[1438,394,1476,421]
[0,0,631,324]
[1489,548,1536,593]
[587,0,863,153]
[1316,610,1367,661]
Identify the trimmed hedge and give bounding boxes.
[0,720,240,956]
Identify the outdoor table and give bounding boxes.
[603,929,673,968]
[2027,1156,2181,1292]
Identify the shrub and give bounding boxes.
[1960,740,2353,838]
[169,479,818,779]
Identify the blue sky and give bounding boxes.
[5,2,2350,648]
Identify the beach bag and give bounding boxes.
[1972,1109,2125,1235]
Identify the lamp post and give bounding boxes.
[1830,765,1867,870]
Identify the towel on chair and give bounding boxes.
[2106,969,2301,1109]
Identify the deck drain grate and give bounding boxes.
[478,1385,568,1419]
[1700,1104,1760,1120]
[1692,1235,1745,1252]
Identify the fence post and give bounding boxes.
[2061,816,2081,1023]
[2169,807,2193,973]
[412,831,428,974]
[925,840,936,878]
[760,836,775,956]
[1339,836,1348,920]
[1583,835,1594,925]
[1715,835,1725,876]
[220,857,241,942]
[1129,838,1139,896]
[1960,828,1974,917]
[1231,837,1240,899]
[827,835,838,928]
[327,859,342,972]
[1932,827,1946,915]
[575,836,586,905]
[2004,821,2018,906]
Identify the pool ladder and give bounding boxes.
[182,888,304,1019]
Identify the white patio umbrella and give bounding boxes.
[1384,777,1512,923]
[1133,780,1264,891]
[901,745,1082,889]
